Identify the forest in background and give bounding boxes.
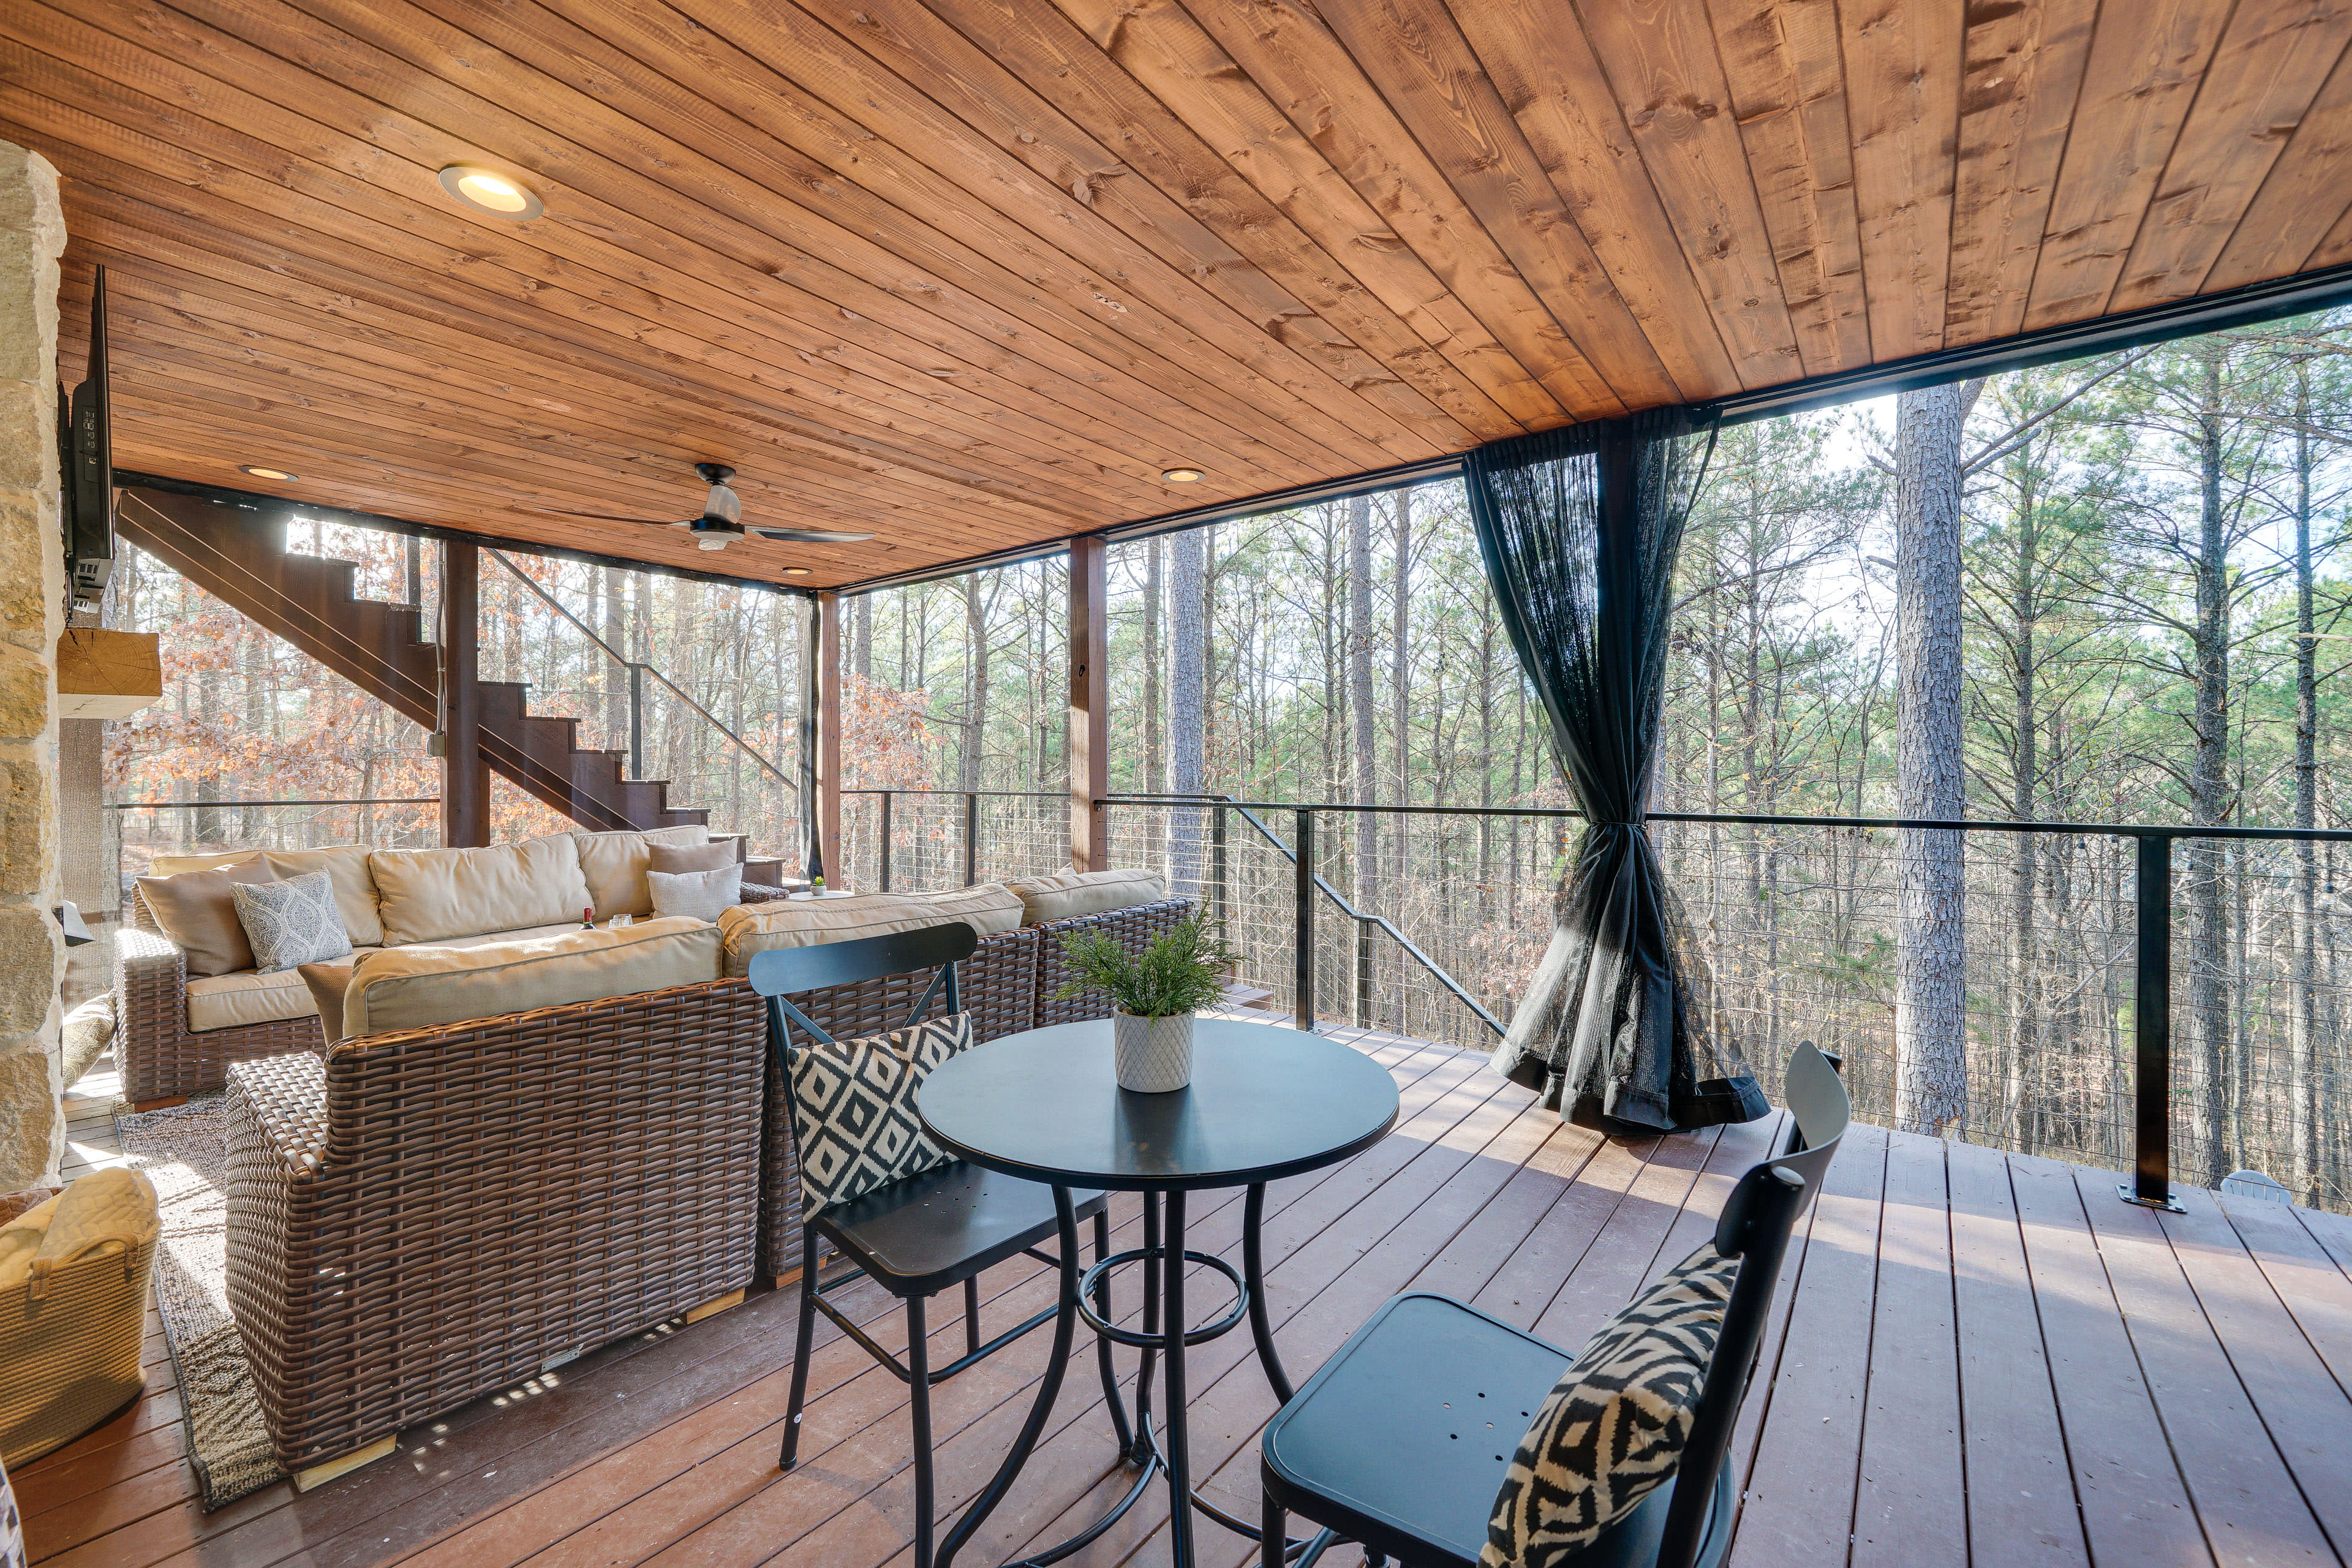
[105,317,2352,1203]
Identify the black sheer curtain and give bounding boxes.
[1464,407,1766,1134]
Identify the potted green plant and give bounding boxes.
[1054,918,1240,1091]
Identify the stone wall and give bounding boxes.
[0,140,68,1188]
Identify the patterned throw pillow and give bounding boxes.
[1482,1243,1740,1566]
[788,1012,973,1210]
[227,871,353,973]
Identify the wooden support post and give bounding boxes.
[440,538,488,848]
[815,591,842,888]
[1068,535,1109,872]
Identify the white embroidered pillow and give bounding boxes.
[1482,1243,1738,1566]
[788,1012,973,1210]
[227,871,353,973]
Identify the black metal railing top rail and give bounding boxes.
[484,548,793,786]
[1099,792,2352,1215]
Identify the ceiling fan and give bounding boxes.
[530,463,875,552]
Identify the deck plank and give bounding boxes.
[17,1036,2352,1568]
[2160,1185,2352,1557]
[2006,1153,2209,1568]
[1852,1132,1966,1568]
[1945,1140,2090,1567]
[1724,1120,1888,1568]
[2072,1162,2332,1567]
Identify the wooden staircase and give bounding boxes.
[116,488,705,834]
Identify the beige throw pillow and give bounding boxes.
[717,884,1024,975]
[368,834,595,944]
[136,859,276,976]
[148,850,262,876]
[647,840,737,875]
[343,916,722,1037]
[298,961,355,1041]
[573,825,711,919]
[262,845,384,946]
[1005,869,1169,925]
[649,863,743,921]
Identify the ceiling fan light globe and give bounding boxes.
[695,537,730,551]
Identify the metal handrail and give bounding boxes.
[108,796,439,808]
[1099,793,1507,1041]
[1106,790,2352,1214]
[484,549,794,785]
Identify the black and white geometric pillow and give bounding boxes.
[1482,1242,1740,1567]
[227,871,353,973]
[788,1012,974,1211]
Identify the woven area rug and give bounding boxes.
[114,1098,283,1509]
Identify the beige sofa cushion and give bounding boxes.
[261,845,384,947]
[135,859,276,977]
[344,917,722,1038]
[149,850,260,876]
[185,949,382,1032]
[368,835,595,944]
[1005,869,1169,925]
[573,826,711,920]
[718,884,1023,976]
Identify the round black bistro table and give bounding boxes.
[917,1017,1400,1568]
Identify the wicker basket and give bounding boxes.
[0,1231,155,1468]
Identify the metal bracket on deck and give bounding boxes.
[2117,1183,2187,1215]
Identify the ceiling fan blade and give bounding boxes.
[521,507,695,527]
[752,527,876,543]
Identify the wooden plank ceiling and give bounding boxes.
[12,0,2352,588]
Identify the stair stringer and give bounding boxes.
[117,488,708,835]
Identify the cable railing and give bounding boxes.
[1097,794,2352,1215]
[839,790,1071,892]
[481,550,800,848]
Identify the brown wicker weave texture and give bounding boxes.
[221,978,767,1474]
[1033,899,1196,1027]
[0,1235,155,1468]
[117,890,325,1106]
[755,925,1039,1279]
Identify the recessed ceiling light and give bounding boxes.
[779,567,813,577]
[239,465,298,481]
[1161,467,1205,483]
[437,165,543,221]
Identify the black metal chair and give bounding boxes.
[1258,1043,1852,1568]
[751,923,1128,1568]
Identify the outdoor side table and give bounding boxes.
[918,1016,1400,1567]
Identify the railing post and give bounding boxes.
[1211,804,1227,934]
[963,792,981,887]
[878,790,893,893]
[2124,832,2182,1211]
[1294,809,1314,1032]
[1354,916,1373,1031]
[627,663,644,778]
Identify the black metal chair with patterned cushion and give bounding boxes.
[1257,1044,1850,1568]
[750,923,1126,1568]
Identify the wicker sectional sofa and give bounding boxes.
[217,876,1192,1483]
[117,826,778,1107]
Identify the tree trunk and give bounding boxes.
[959,576,989,794]
[1392,489,1412,900]
[1169,528,1208,895]
[2293,359,2321,1199]
[1144,537,1163,794]
[1349,494,1377,904]
[2009,464,2041,1151]
[2187,344,2231,1186]
[1894,379,1981,1136]
[851,594,872,682]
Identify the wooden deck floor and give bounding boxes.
[22,1028,2352,1568]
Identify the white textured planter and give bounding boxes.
[1114,1009,1195,1093]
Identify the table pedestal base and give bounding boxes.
[941,1185,1354,1568]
